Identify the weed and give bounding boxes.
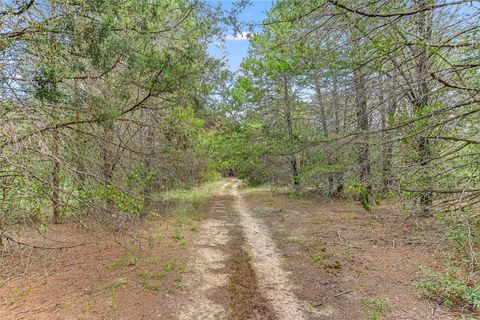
[225,210,239,217]
[176,239,187,249]
[189,223,199,232]
[416,266,480,311]
[171,229,184,242]
[310,252,325,263]
[140,282,160,292]
[110,251,137,269]
[175,277,183,288]
[162,261,186,272]
[284,236,307,245]
[360,297,390,320]
[137,269,167,280]
[152,231,164,242]
[9,286,31,306]
[108,277,128,290]
[105,277,127,310]
[136,261,186,286]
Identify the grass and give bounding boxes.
[309,252,325,263]
[416,265,480,312]
[360,297,390,320]
[140,282,161,292]
[136,260,186,292]
[174,276,183,288]
[160,181,225,248]
[161,180,224,210]
[107,277,128,290]
[225,210,240,217]
[9,286,31,306]
[107,277,127,310]
[137,269,167,280]
[284,236,308,245]
[110,250,137,269]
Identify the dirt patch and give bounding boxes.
[233,183,320,319]
[0,220,193,320]
[175,180,236,319]
[227,231,275,320]
[176,179,276,320]
[242,189,460,320]
[0,182,230,320]
[176,218,233,319]
[2,180,466,320]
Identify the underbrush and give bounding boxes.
[416,265,480,312]
[416,218,480,315]
[360,297,390,320]
[159,180,224,227]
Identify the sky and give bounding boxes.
[207,0,274,71]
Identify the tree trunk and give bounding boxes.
[381,75,397,193]
[102,127,114,211]
[52,130,61,224]
[332,73,344,193]
[283,74,300,193]
[354,67,371,204]
[0,149,4,247]
[315,78,334,195]
[141,122,155,218]
[74,103,87,186]
[413,0,434,216]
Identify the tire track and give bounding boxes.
[233,182,318,320]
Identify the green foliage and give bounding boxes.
[345,182,373,211]
[140,282,160,292]
[96,185,143,215]
[206,123,271,185]
[416,266,480,311]
[449,225,479,254]
[202,170,222,182]
[33,65,67,103]
[360,297,390,320]
[309,252,325,263]
[110,251,137,269]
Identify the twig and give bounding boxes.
[335,290,353,297]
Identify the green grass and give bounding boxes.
[107,277,128,290]
[110,251,137,269]
[137,269,167,280]
[136,260,186,291]
[107,277,127,310]
[360,297,390,320]
[416,266,480,311]
[309,252,325,263]
[136,261,185,279]
[140,282,160,292]
[161,182,225,244]
[161,180,224,209]
[284,236,307,245]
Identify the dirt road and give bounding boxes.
[177,180,317,319]
[0,178,455,319]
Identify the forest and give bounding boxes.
[0,0,479,319]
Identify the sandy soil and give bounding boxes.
[176,181,234,319]
[233,182,319,319]
[242,187,469,320]
[0,178,471,319]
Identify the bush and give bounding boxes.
[416,266,480,311]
